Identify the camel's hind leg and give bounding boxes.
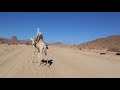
[44,49,48,61]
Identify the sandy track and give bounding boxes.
[0,44,120,78]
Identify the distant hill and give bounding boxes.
[77,35,120,52]
[0,36,31,45]
[1,35,120,52]
[0,38,9,41]
[49,42,74,48]
[50,42,63,45]
[0,37,10,44]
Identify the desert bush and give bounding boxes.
[77,46,81,50]
[116,52,120,55]
[8,43,11,45]
[11,42,18,45]
[100,53,106,55]
[108,47,120,52]
[1,41,5,43]
[79,47,81,50]
[25,42,30,45]
[89,48,92,49]
[25,40,32,45]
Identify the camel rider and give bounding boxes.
[36,31,43,43]
[35,28,48,49]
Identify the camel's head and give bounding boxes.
[30,38,36,46]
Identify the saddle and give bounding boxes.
[34,39,48,49]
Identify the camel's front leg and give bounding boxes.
[32,49,36,63]
[39,49,43,66]
[44,49,48,61]
[38,51,40,61]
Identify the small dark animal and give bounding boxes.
[40,59,53,67]
[40,59,47,66]
[48,60,53,67]
[100,53,106,55]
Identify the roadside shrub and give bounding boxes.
[108,47,120,52]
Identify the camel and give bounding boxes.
[31,31,48,66]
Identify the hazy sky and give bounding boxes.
[0,12,120,44]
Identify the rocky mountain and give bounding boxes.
[0,36,31,45]
[50,42,63,45]
[78,35,120,52]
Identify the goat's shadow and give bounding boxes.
[39,59,53,67]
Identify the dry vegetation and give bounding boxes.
[107,47,120,52]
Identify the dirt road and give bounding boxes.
[0,44,120,78]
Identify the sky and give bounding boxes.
[0,12,120,45]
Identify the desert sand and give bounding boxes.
[0,44,120,78]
